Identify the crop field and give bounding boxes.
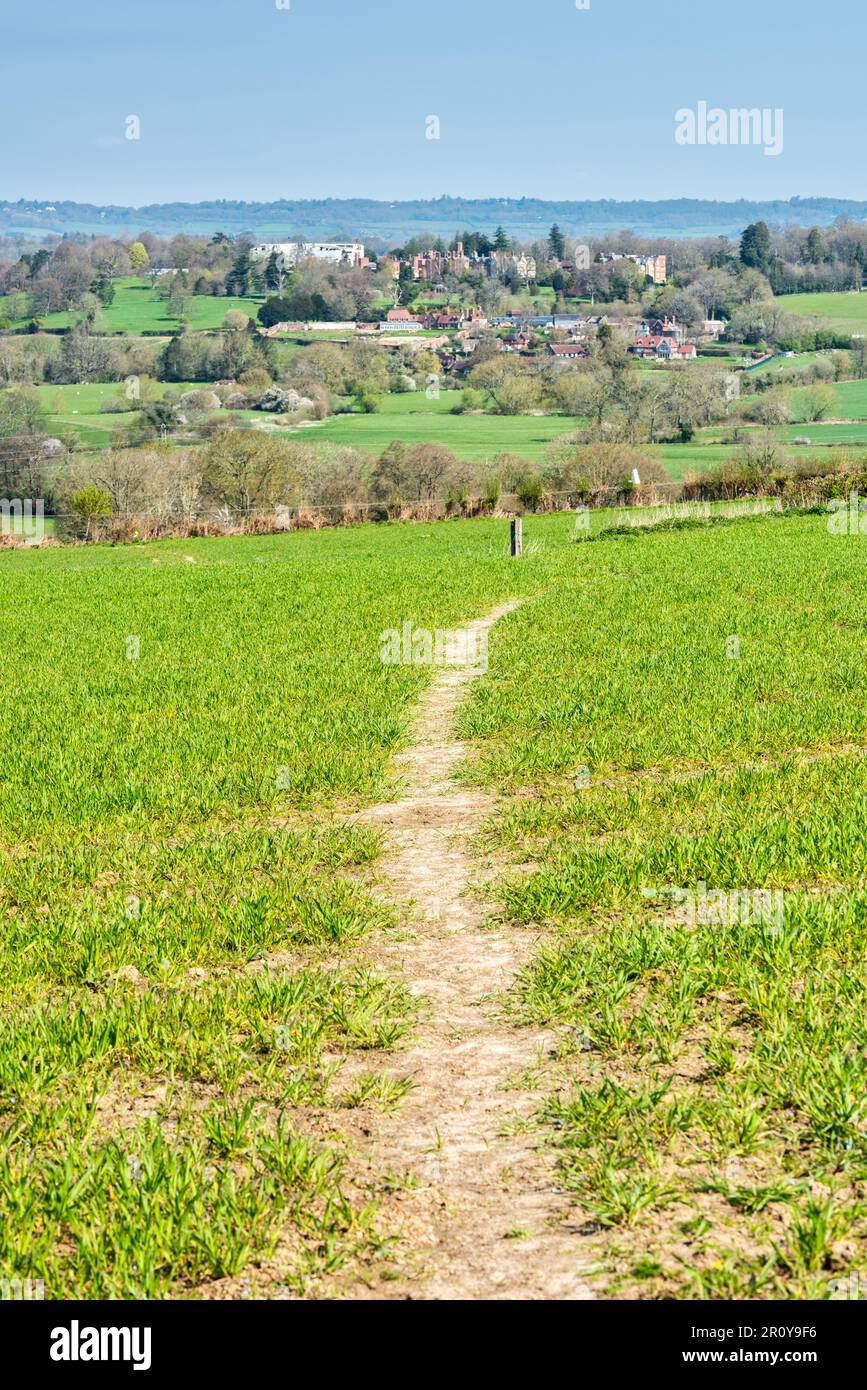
[0,521,545,1298]
[777,422,867,445]
[3,504,867,1300]
[647,443,736,480]
[459,511,867,1298]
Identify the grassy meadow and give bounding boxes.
[1,277,264,335]
[778,291,867,335]
[36,381,204,449]
[294,396,585,464]
[788,377,867,423]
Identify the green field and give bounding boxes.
[648,443,738,479]
[2,509,867,1299]
[1,277,264,335]
[777,421,867,445]
[788,377,867,422]
[290,397,584,463]
[0,520,546,1298]
[1,513,55,539]
[35,381,208,448]
[364,389,463,415]
[778,291,867,335]
[34,377,867,476]
[459,510,867,1298]
[37,381,144,448]
[754,351,826,377]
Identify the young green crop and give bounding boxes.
[460,511,867,1298]
[0,518,549,1296]
[5,506,867,1298]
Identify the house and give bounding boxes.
[632,332,697,362]
[410,251,440,282]
[424,310,462,331]
[549,342,586,359]
[597,252,667,284]
[631,335,662,359]
[640,316,683,343]
[632,254,667,284]
[382,307,425,331]
[502,331,532,352]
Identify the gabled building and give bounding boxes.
[381,307,426,332]
[631,330,697,362]
[633,254,667,284]
[549,342,587,359]
[410,242,469,282]
[598,252,667,284]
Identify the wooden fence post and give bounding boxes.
[510,518,523,558]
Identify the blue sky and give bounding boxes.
[2,0,861,204]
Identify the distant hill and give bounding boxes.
[2,196,866,245]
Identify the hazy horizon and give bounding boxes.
[4,0,863,206]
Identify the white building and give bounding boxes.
[251,241,366,268]
[491,250,537,282]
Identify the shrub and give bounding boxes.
[515,472,543,511]
[482,475,501,511]
[66,486,112,540]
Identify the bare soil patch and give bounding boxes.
[338,602,593,1300]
